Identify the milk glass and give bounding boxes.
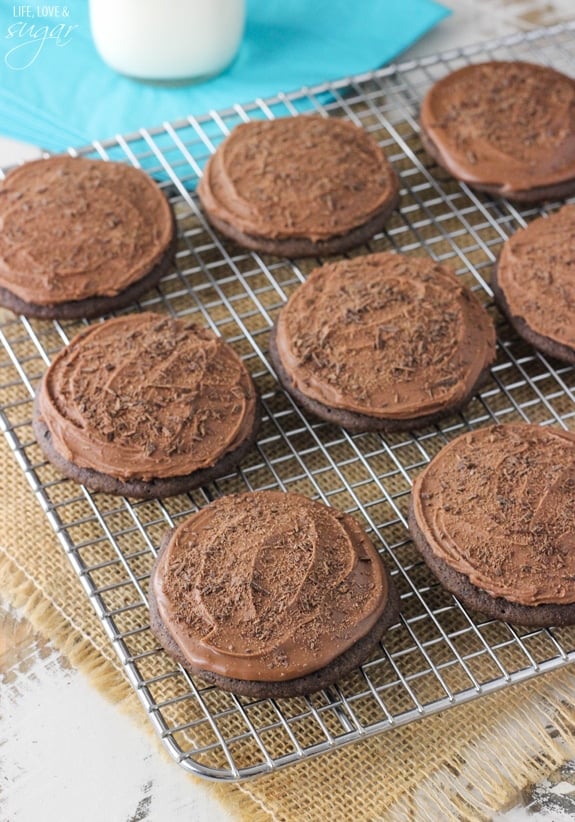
[89,0,246,83]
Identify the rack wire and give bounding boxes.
[1,22,574,782]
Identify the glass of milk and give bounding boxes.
[89,0,246,83]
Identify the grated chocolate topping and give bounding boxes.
[152,491,390,682]
[412,424,575,606]
[274,252,495,420]
[198,116,398,243]
[497,204,575,352]
[420,61,575,195]
[37,313,257,481]
[0,156,174,306]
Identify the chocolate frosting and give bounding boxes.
[198,116,398,242]
[412,424,575,606]
[0,156,174,306]
[151,491,390,682]
[420,61,575,195]
[36,313,257,482]
[497,205,575,351]
[274,253,496,419]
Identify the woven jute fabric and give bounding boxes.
[2,424,575,822]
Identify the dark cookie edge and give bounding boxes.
[419,124,575,204]
[32,390,262,500]
[148,529,401,698]
[408,498,575,627]
[0,209,177,320]
[492,256,575,365]
[268,323,492,434]
[200,181,400,259]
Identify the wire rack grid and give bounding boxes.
[1,22,575,782]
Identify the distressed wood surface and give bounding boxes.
[2,2,575,821]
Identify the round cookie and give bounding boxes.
[269,252,496,433]
[419,61,575,202]
[197,115,399,257]
[409,424,575,627]
[0,156,176,318]
[149,490,401,697]
[492,205,575,364]
[33,313,261,499]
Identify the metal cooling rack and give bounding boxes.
[1,22,575,782]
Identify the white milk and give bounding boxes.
[89,0,246,82]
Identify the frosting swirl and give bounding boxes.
[36,313,257,481]
[274,252,495,420]
[198,116,398,242]
[496,204,575,355]
[0,156,174,305]
[412,424,575,606]
[152,491,390,682]
[420,61,575,196]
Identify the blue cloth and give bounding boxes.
[0,0,448,152]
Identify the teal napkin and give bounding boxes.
[0,0,448,152]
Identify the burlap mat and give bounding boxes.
[2,406,575,822]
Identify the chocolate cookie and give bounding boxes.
[0,156,176,318]
[409,424,575,627]
[197,115,399,257]
[149,490,401,697]
[33,313,261,499]
[419,61,575,202]
[492,205,575,364]
[269,252,496,433]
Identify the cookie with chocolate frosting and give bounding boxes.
[269,252,496,432]
[492,205,575,364]
[409,424,575,627]
[149,490,401,697]
[0,156,176,318]
[420,61,575,202]
[33,313,261,499]
[197,115,399,257]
